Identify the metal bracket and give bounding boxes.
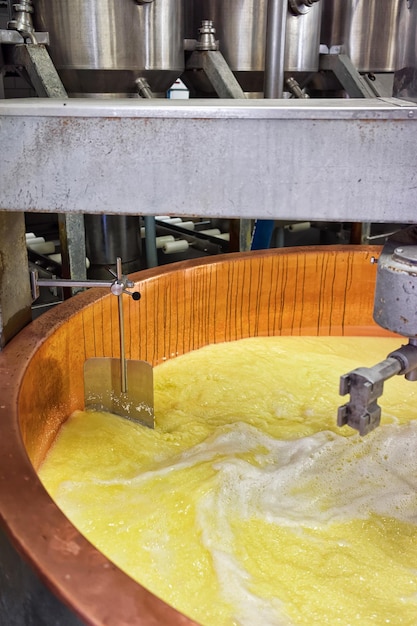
[319,54,377,99]
[0,29,49,45]
[185,51,245,99]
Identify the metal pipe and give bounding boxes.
[264,0,287,98]
[36,279,113,288]
[135,77,154,99]
[144,216,158,268]
[285,76,309,99]
[7,0,13,24]
[116,257,128,393]
[257,0,287,248]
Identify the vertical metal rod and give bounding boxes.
[264,0,287,98]
[116,257,128,393]
[144,216,158,268]
[257,0,287,248]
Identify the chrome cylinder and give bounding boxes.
[33,0,184,95]
[320,0,348,49]
[321,0,401,73]
[186,0,322,94]
[286,2,322,72]
[84,215,141,277]
[264,0,287,98]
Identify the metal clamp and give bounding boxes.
[107,264,141,300]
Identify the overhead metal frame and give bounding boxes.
[0,97,416,222]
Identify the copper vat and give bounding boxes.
[0,247,393,625]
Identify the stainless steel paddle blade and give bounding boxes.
[84,357,154,428]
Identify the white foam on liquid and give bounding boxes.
[192,420,417,625]
[52,418,417,626]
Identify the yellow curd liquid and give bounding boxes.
[39,337,417,626]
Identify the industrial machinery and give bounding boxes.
[33,0,184,97]
[0,0,416,411]
[338,226,417,435]
[393,0,417,99]
[2,0,417,623]
[1,0,417,419]
[317,0,404,98]
[184,0,322,96]
[321,0,401,73]
[334,0,417,439]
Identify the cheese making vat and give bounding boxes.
[0,247,393,625]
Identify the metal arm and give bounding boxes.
[32,256,141,397]
[30,259,141,301]
[338,341,417,435]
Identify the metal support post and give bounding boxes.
[0,212,32,347]
[0,44,5,99]
[58,214,87,295]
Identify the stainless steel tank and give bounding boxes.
[84,215,142,278]
[33,0,184,95]
[186,0,322,94]
[321,0,401,73]
[393,0,417,100]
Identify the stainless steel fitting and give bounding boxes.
[288,0,320,16]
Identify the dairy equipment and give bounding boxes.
[32,0,182,277]
[0,246,393,626]
[317,0,402,98]
[33,0,184,96]
[1,0,417,400]
[185,0,322,95]
[393,0,417,99]
[333,0,417,439]
[2,0,417,624]
[338,226,417,435]
[84,215,142,277]
[321,0,401,73]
